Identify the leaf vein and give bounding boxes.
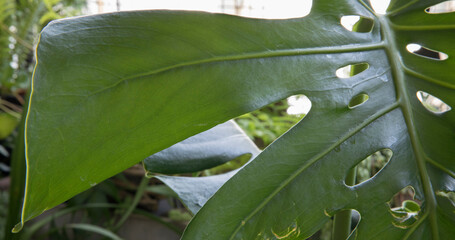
[87,43,385,97]
[229,101,400,239]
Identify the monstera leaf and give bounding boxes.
[19,0,454,239]
[157,171,239,215]
[143,120,260,174]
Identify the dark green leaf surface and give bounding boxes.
[143,120,259,174]
[157,171,237,215]
[22,0,454,239]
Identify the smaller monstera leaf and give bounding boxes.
[157,171,237,215]
[143,120,259,174]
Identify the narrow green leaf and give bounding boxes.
[65,223,123,240]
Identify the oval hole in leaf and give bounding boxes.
[370,0,391,14]
[416,91,452,114]
[425,1,455,14]
[349,209,361,237]
[348,93,369,109]
[406,43,449,61]
[336,63,369,79]
[286,95,312,115]
[436,190,455,207]
[388,186,422,229]
[340,15,374,32]
[347,148,392,186]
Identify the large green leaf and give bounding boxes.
[20,0,454,239]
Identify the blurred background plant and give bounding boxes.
[235,97,305,149]
[0,0,86,172]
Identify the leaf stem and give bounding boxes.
[113,176,149,230]
[0,99,23,112]
[0,103,21,119]
[379,15,440,240]
[332,168,356,240]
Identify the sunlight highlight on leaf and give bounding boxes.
[340,15,374,32]
[369,0,391,14]
[416,91,452,114]
[406,44,449,61]
[336,63,369,79]
[425,1,455,14]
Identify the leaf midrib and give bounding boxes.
[379,15,440,240]
[226,11,448,239]
[87,43,384,97]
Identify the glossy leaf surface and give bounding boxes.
[22,0,455,239]
[143,120,259,174]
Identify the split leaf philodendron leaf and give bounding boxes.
[146,120,259,214]
[143,120,260,174]
[21,0,454,239]
[157,171,238,215]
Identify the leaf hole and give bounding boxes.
[416,91,452,114]
[235,94,310,150]
[333,209,361,238]
[425,1,455,14]
[336,63,369,79]
[436,190,455,207]
[388,186,422,229]
[348,93,369,109]
[406,43,449,61]
[370,0,391,14]
[347,148,392,186]
[345,148,393,186]
[197,95,311,176]
[340,15,374,32]
[270,221,301,239]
